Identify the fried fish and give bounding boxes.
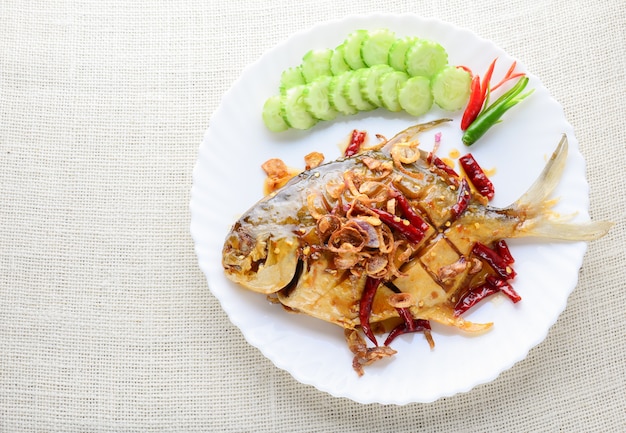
[221,120,611,371]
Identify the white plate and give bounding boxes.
[190,14,590,404]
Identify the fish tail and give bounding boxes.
[510,135,613,241]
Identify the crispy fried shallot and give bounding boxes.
[345,328,397,377]
[388,292,413,309]
[304,151,325,170]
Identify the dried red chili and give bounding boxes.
[450,178,471,219]
[428,154,459,178]
[472,242,517,280]
[384,318,432,346]
[454,281,499,316]
[486,275,521,303]
[396,307,416,331]
[494,239,515,265]
[369,207,425,244]
[344,129,367,157]
[390,188,430,233]
[459,153,495,200]
[359,277,381,346]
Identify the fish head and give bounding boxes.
[222,221,299,294]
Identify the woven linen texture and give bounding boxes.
[0,0,624,431]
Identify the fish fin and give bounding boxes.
[513,134,568,215]
[382,118,452,151]
[416,305,493,333]
[510,135,613,241]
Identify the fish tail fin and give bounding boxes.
[509,135,613,241]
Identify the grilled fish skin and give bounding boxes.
[222,124,612,334]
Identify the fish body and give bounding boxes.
[222,123,611,336]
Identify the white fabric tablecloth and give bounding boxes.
[0,1,624,431]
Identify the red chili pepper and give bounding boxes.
[344,129,367,157]
[461,74,482,130]
[369,207,425,244]
[459,153,495,200]
[454,282,499,316]
[462,76,532,146]
[396,307,416,331]
[472,242,517,280]
[491,61,525,92]
[494,239,515,265]
[390,188,430,233]
[460,59,497,131]
[486,275,521,303]
[460,58,531,146]
[359,277,381,346]
[480,58,497,99]
[428,154,459,178]
[384,318,431,346]
[450,178,471,220]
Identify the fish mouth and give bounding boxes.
[222,225,299,294]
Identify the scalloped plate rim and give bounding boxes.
[190,13,590,405]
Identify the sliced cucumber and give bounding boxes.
[266,29,459,132]
[279,66,305,94]
[378,70,409,112]
[280,84,318,130]
[262,95,290,132]
[330,43,351,75]
[360,28,396,67]
[431,66,472,111]
[329,72,358,116]
[342,30,368,70]
[360,64,393,107]
[303,76,338,121]
[301,48,333,83]
[344,69,376,111]
[398,76,433,117]
[405,39,448,78]
[387,36,417,72]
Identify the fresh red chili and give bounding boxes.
[390,188,430,233]
[460,59,497,130]
[454,281,499,316]
[369,207,425,244]
[461,74,482,130]
[450,178,471,219]
[462,76,532,146]
[472,242,517,280]
[460,58,531,146]
[359,277,381,346]
[459,153,495,200]
[494,239,515,265]
[344,129,367,157]
[491,61,524,92]
[480,58,497,99]
[486,275,521,303]
[384,318,431,346]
